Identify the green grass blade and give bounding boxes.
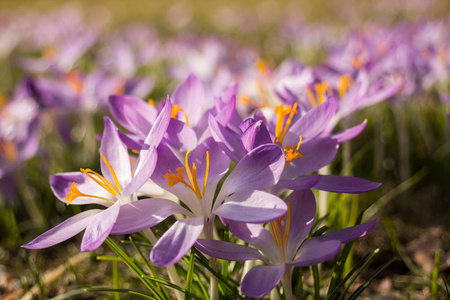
[112,260,120,300]
[49,286,157,300]
[310,265,320,300]
[431,250,440,300]
[337,249,380,300]
[191,248,242,298]
[185,250,195,300]
[104,237,164,299]
[328,212,363,294]
[129,236,170,300]
[326,252,370,299]
[346,258,395,300]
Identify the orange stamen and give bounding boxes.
[273,103,298,146]
[171,105,190,126]
[65,182,115,205]
[284,136,303,167]
[269,203,291,262]
[65,70,84,94]
[165,150,210,199]
[0,140,17,163]
[338,75,353,99]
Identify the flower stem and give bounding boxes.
[281,266,294,300]
[143,229,183,300]
[204,219,219,300]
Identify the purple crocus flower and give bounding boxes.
[209,100,380,194]
[0,83,40,200]
[196,190,378,298]
[109,73,238,154]
[22,100,171,251]
[111,137,288,267]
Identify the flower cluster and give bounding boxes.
[23,72,381,298]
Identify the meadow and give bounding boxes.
[0,1,449,299]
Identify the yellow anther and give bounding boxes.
[306,82,332,107]
[352,56,363,69]
[284,136,303,167]
[257,59,269,75]
[65,154,123,205]
[238,96,252,105]
[0,140,17,163]
[438,46,448,64]
[113,82,125,95]
[65,182,115,205]
[338,75,354,99]
[165,151,210,200]
[42,46,57,61]
[269,202,291,262]
[171,105,190,126]
[273,103,298,146]
[147,98,155,107]
[165,167,186,187]
[315,82,332,105]
[100,154,122,193]
[65,71,84,94]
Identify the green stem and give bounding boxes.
[143,229,183,300]
[204,219,219,300]
[281,266,294,300]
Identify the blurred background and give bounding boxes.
[0,0,449,299]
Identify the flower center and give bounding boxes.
[273,103,298,146]
[284,136,303,167]
[171,105,189,126]
[65,154,122,205]
[273,103,304,166]
[305,82,332,107]
[65,70,84,94]
[269,202,291,262]
[0,139,17,163]
[338,75,353,99]
[165,150,210,200]
[352,55,363,69]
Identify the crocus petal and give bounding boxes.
[317,218,379,243]
[21,209,102,249]
[122,99,172,196]
[290,239,341,267]
[228,222,280,263]
[172,73,205,126]
[208,114,245,162]
[215,190,287,223]
[241,264,285,299]
[117,131,143,152]
[164,118,197,152]
[195,239,267,262]
[283,138,338,179]
[111,198,193,235]
[241,120,272,153]
[313,175,381,193]
[108,94,155,136]
[285,190,317,257]
[214,94,236,127]
[150,217,204,267]
[286,97,337,144]
[100,117,132,190]
[80,201,121,252]
[219,144,284,197]
[50,172,114,206]
[361,78,404,108]
[330,120,367,143]
[278,174,322,191]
